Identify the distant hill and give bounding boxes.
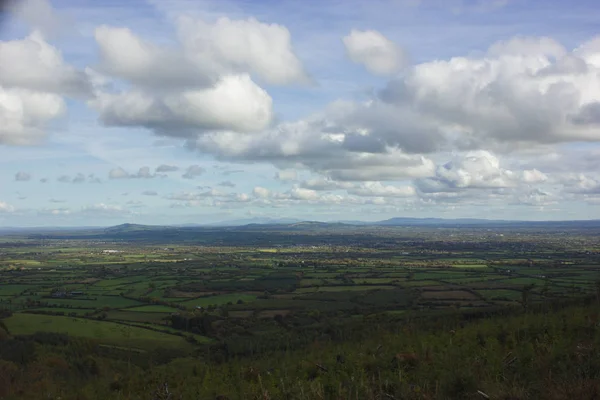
[374,217,506,226]
[103,223,177,234]
[206,217,302,226]
[4,218,600,238]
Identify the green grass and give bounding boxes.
[3,313,192,350]
[0,285,36,295]
[127,305,179,313]
[477,289,522,300]
[26,307,96,315]
[104,310,171,324]
[44,295,143,309]
[295,285,395,293]
[179,293,257,307]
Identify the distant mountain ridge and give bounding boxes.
[103,217,600,232]
[3,217,600,235]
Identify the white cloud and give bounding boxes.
[94,25,213,90]
[142,190,158,196]
[177,16,310,85]
[416,151,516,193]
[252,186,271,198]
[91,74,273,135]
[275,169,298,182]
[290,187,319,201]
[0,31,90,96]
[521,169,548,184]
[300,177,355,191]
[514,188,557,207]
[9,0,70,38]
[561,174,600,195]
[135,166,154,179]
[0,87,65,145]
[39,207,71,216]
[108,166,156,179]
[349,182,416,197]
[90,15,309,137]
[15,171,31,181]
[81,203,130,216]
[343,29,407,76]
[0,31,90,146]
[108,167,130,180]
[0,201,15,213]
[379,35,600,147]
[191,115,436,181]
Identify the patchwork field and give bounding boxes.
[1,224,599,354]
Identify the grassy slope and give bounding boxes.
[3,303,600,399]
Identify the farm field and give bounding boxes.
[2,313,194,350]
[0,223,599,358]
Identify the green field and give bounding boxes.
[3,313,191,350]
[179,293,257,307]
[127,305,180,313]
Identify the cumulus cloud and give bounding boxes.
[90,16,309,138]
[191,114,436,181]
[348,182,416,197]
[15,171,31,181]
[521,169,548,184]
[81,203,130,216]
[275,169,298,182]
[561,174,600,195]
[72,173,86,184]
[182,35,600,186]
[378,35,600,148]
[108,166,156,179]
[218,180,236,187]
[156,164,179,173]
[38,207,71,216]
[91,74,273,135]
[182,165,205,179]
[56,173,97,184]
[177,16,310,86]
[0,87,65,145]
[253,186,271,198]
[108,167,129,179]
[0,201,15,213]
[300,177,355,191]
[9,0,70,38]
[290,187,319,201]
[0,31,90,145]
[514,188,557,207]
[0,31,90,96]
[94,25,213,90]
[343,29,407,76]
[415,151,517,193]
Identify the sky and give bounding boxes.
[1,0,600,226]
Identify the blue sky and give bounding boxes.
[1,0,600,226]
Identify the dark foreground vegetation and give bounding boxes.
[2,299,600,399]
[1,222,599,399]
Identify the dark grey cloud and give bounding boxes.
[182,165,205,179]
